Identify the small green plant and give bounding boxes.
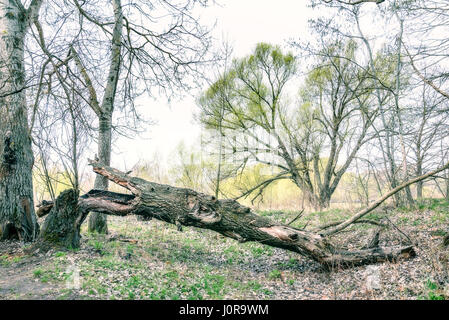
[55,251,67,258]
[0,255,10,267]
[33,268,43,278]
[202,274,225,298]
[93,241,104,251]
[127,275,142,288]
[251,246,265,257]
[33,268,51,283]
[430,229,447,237]
[12,256,23,263]
[245,280,262,291]
[268,269,282,280]
[421,279,446,300]
[126,244,135,256]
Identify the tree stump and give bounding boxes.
[33,189,85,251]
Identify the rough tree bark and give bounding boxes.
[87,114,112,234]
[35,189,82,250]
[0,0,42,241]
[38,161,419,270]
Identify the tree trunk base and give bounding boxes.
[30,189,87,253]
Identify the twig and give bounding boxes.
[384,216,413,245]
[286,209,304,226]
[316,219,386,231]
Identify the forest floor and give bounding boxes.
[0,198,448,300]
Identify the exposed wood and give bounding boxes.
[36,200,54,218]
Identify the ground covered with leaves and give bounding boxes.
[0,199,448,300]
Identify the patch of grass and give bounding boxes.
[430,229,447,237]
[92,240,104,252]
[250,246,265,257]
[201,274,226,298]
[276,257,299,269]
[268,269,282,280]
[0,254,10,266]
[399,217,410,224]
[416,198,449,212]
[0,254,23,266]
[431,211,449,224]
[419,279,446,300]
[32,258,67,285]
[33,268,43,278]
[32,268,51,283]
[54,251,67,258]
[248,244,273,257]
[244,280,262,291]
[127,275,142,288]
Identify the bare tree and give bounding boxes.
[24,0,217,233]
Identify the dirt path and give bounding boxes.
[0,241,69,299]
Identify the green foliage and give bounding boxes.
[419,279,446,300]
[54,251,67,258]
[268,269,282,280]
[0,255,10,267]
[33,268,43,278]
[198,42,296,133]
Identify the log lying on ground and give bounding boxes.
[37,161,415,269]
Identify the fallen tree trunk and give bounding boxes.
[36,161,415,269]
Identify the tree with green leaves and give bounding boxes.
[199,42,378,209]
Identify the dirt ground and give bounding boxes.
[1,201,448,300]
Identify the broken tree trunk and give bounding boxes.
[37,161,415,269]
[33,189,82,251]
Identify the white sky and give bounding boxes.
[111,0,314,169]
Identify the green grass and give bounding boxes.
[18,201,449,300]
[415,198,449,212]
[54,251,67,258]
[419,279,446,300]
[0,254,25,266]
[33,268,43,278]
[268,269,282,280]
[59,215,290,299]
[0,254,10,267]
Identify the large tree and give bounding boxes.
[199,42,377,209]
[27,0,215,233]
[0,0,43,241]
